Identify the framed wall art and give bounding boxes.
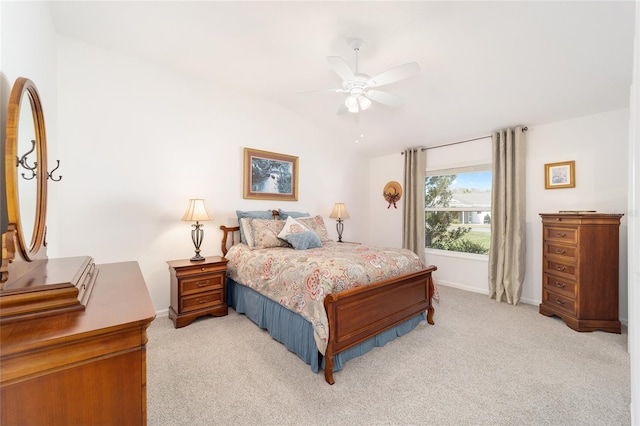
[243,148,298,201]
[545,160,575,189]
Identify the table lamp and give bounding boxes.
[181,198,211,261]
[329,202,350,243]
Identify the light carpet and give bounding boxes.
[146,285,630,425]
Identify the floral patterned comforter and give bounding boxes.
[224,241,425,354]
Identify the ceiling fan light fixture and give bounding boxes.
[358,96,372,111]
[345,95,359,113]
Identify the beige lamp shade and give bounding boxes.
[181,198,212,222]
[329,202,350,219]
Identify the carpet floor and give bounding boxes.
[146,285,630,425]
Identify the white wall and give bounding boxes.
[1,1,59,232]
[52,36,369,314]
[627,2,639,423]
[369,109,630,324]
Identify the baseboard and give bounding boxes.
[155,308,169,318]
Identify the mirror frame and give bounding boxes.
[4,77,48,262]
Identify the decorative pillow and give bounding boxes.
[297,216,332,242]
[285,231,322,250]
[248,218,289,249]
[236,210,273,243]
[239,218,254,247]
[278,209,310,220]
[277,216,310,240]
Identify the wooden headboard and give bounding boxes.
[220,209,280,255]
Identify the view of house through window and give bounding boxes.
[425,168,492,254]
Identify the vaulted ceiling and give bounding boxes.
[49,1,636,157]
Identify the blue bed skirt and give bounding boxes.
[226,278,426,374]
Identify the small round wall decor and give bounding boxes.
[383,181,402,209]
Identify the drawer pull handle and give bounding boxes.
[197,297,211,304]
[556,232,567,237]
[555,249,566,254]
[555,281,566,288]
[555,265,566,271]
[555,298,565,305]
[196,280,210,287]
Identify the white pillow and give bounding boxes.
[277,216,310,240]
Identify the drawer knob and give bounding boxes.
[196,280,210,287]
[555,281,566,288]
[555,265,566,271]
[201,267,205,271]
[555,298,565,305]
[555,249,566,254]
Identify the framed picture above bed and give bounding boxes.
[243,148,298,201]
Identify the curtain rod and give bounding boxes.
[401,127,528,154]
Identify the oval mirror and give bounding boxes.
[5,77,48,261]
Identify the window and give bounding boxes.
[425,167,491,255]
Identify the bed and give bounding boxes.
[220,209,437,384]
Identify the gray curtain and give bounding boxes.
[403,148,426,264]
[488,127,526,304]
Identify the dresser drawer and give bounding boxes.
[180,290,224,313]
[180,273,224,296]
[543,290,576,316]
[544,243,576,261]
[543,273,576,298]
[543,226,578,244]
[544,259,576,278]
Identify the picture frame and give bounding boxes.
[545,160,575,189]
[243,148,298,201]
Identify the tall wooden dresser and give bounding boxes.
[539,213,623,333]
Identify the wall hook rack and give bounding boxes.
[48,160,62,182]
[17,139,37,180]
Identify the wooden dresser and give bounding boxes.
[539,213,623,333]
[0,261,156,425]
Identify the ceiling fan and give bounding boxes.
[300,39,420,115]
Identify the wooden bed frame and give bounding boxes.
[219,214,437,385]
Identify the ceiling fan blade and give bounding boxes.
[367,62,420,87]
[366,90,405,107]
[327,56,355,81]
[297,88,343,95]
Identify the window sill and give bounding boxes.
[425,248,489,262]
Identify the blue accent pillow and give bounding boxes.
[236,210,274,243]
[285,231,322,250]
[278,209,310,220]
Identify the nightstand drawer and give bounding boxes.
[174,262,227,278]
[543,226,578,244]
[543,290,576,316]
[180,273,224,296]
[180,290,224,313]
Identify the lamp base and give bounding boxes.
[190,253,206,262]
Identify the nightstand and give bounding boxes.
[167,256,228,328]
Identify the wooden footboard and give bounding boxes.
[323,265,437,385]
